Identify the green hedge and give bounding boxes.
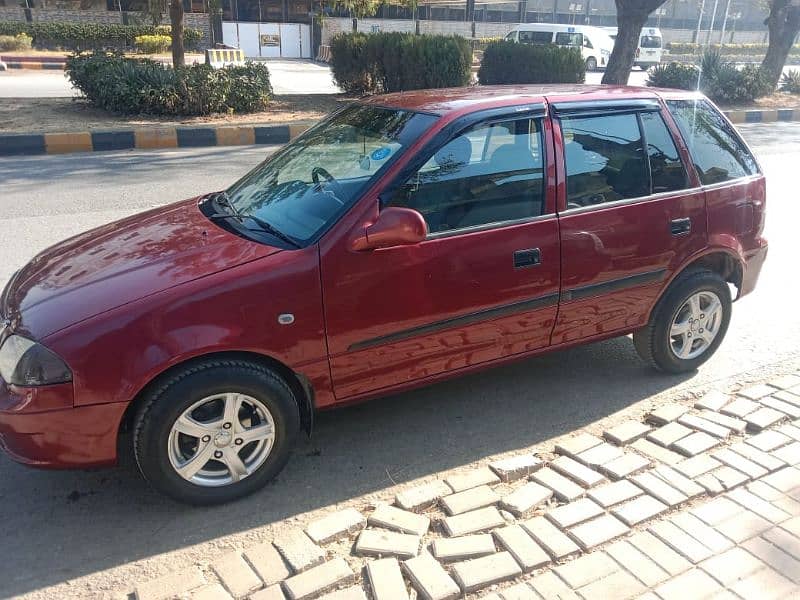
[648,50,770,104]
[667,42,800,56]
[0,32,32,51]
[477,41,585,85]
[0,21,202,51]
[330,32,472,95]
[135,34,172,54]
[66,51,272,115]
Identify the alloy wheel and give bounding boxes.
[669,290,724,361]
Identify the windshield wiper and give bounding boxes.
[208,191,301,249]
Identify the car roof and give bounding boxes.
[359,84,698,117]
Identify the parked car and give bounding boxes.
[504,23,615,71]
[0,85,767,504]
[603,26,664,69]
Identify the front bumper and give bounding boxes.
[739,238,768,299]
[0,378,126,468]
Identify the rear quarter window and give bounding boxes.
[666,99,759,185]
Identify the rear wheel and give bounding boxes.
[586,57,598,71]
[634,270,731,374]
[133,358,300,505]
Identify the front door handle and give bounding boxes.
[514,248,541,268]
[670,218,692,236]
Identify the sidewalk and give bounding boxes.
[127,371,800,600]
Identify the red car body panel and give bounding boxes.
[0,85,768,469]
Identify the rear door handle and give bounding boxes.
[514,248,541,268]
[670,218,692,236]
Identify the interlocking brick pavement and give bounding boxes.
[125,370,800,600]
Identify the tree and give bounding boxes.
[601,0,668,85]
[169,0,185,68]
[761,0,800,89]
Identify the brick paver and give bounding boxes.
[575,442,625,468]
[628,531,692,576]
[521,516,580,560]
[587,479,643,508]
[395,481,452,512]
[713,448,768,480]
[440,485,499,516]
[355,529,420,559]
[272,530,326,573]
[554,432,603,458]
[630,438,684,466]
[742,536,800,583]
[553,551,618,588]
[603,420,651,446]
[647,403,689,425]
[445,467,500,493]
[631,471,688,507]
[244,543,291,586]
[499,481,552,517]
[600,452,651,480]
[550,455,606,488]
[731,441,786,472]
[653,568,723,600]
[135,568,205,600]
[545,497,604,529]
[211,552,262,599]
[492,525,550,572]
[369,504,430,536]
[528,571,580,600]
[451,552,522,592]
[721,398,761,418]
[729,567,796,599]
[647,421,693,448]
[568,514,629,551]
[605,540,670,586]
[699,547,765,586]
[442,506,505,537]
[192,583,234,600]
[648,521,714,563]
[674,453,721,478]
[611,494,668,526]
[402,553,459,600]
[489,454,542,482]
[283,559,354,600]
[697,409,747,433]
[307,508,366,544]
[365,558,409,600]
[531,467,585,501]
[431,534,496,562]
[576,570,646,600]
[694,390,730,412]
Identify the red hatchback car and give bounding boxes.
[0,85,767,504]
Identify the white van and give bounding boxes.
[602,26,663,70]
[504,24,615,71]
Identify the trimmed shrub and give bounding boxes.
[667,42,800,57]
[66,51,272,116]
[647,62,700,90]
[781,69,800,94]
[135,34,172,54]
[648,50,770,104]
[0,21,202,51]
[477,41,585,85]
[0,32,32,51]
[330,32,472,95]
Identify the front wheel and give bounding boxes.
[585,57,598,72]
[634,270,732,374]
[133,359,300,505]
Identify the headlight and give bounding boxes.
[0,335,72,386]
[601,49,611,56]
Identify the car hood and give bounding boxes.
[2,197,281,339]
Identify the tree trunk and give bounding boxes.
[602,11,647,84]
[170,0,185,69]
[761,0,800,90]
[602,0,668,85]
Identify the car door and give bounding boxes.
[550,98,708,344]
[319,108,561,400]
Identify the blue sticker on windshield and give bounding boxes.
[371,147,391,161]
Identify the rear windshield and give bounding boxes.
[640,35,662,48]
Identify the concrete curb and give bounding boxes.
[0,123,312,157]
[1,107,797,157]
[3,61,65,70]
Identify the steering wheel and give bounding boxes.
[311,166,345,205]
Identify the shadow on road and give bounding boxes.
[0,336,693,597]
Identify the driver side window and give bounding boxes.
[385,118,546,235]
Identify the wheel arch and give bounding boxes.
[117,350,314,441]
[646,248,744,323]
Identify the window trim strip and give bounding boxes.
[347,292,560,352]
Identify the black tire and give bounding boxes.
[586,57,598,71]
[133,358,300,505]
[633,270,732,374]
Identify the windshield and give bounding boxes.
[225,104,437,245]
[640,35,662,48]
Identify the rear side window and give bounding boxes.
[667,99,759,185]
[561,113,649,208]
[520,31,553,44]
[640,111,689,193]
[555,32,583,47]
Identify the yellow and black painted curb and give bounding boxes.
[0,123,312,157]
[1,107,797,157]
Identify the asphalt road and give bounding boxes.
[0,123,799,599]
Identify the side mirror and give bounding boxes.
[351,207,428,251]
